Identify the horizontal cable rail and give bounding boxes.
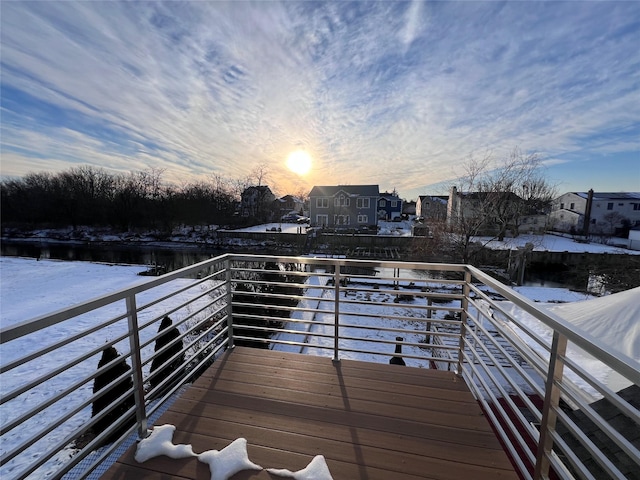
[1,253,638,479]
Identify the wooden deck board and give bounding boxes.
[101,347,518,480]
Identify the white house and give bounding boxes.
[549,191,640,235]
[629,227,640,251]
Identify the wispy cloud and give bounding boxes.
[1,1,638,198]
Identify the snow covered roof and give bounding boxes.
[545,286,640,363]
[573,192,640,200]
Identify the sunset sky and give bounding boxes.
[1,1,638,200]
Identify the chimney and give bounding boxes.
[447,186,457,224]
[583,189,594,237]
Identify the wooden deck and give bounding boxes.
[101,347,519,479]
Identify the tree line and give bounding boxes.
[0,166,258,231]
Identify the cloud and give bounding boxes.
[1,1,638,199]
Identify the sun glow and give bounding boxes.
[286,150,312,176]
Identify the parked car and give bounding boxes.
[281,213,309,223]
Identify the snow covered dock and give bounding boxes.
[100,347,518,480]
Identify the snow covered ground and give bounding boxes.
[227,221,638,254]
[0,257,221,479]
[1,257,638,478]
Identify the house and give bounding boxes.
[628,227,640,251]
[446,186,526,237]
[308,185,379,229]
[377,192,403,220]
[240,185,276,221]
[275,195,305,217]
[402,200,416,217]
[549,191,640,236]
[518,213,549,234]
[416,195,448,222]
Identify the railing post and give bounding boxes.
[534,331,568,479]
[333,264,341,362]
[125,294,149,439]
[425,297,432,345]
[225,258,234,349]
[456,270,471,375]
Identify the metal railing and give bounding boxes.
[1,254,638,479]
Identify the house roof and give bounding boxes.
[379,192,401,200]
[309,185,379,197]
[278,195,303,203]
[455,191,522,201]
[418,195,448,204]
[243,185,273,194]
[573,192,640,201]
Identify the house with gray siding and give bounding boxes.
[309,185,379,229]
[416,195,448,221]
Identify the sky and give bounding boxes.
[1,1,639,201]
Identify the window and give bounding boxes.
[570,203,575,210]
[633,203,640,211]
[379,199,386,207]
[316,214,328,227]
[357,197,370,209]
[607,202,614,210]
[391,200,397,207]
[334,195,350,207]
[560,203,565,209]
[334,215,350,225]
[357,215,368,223]
[316,198,329,208]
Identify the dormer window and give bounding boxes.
[334,194,350,207]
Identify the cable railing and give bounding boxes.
[0,254,638,479]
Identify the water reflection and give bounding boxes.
[1,242,223,273]
[2,241,588,290]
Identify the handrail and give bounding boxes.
[1,254,638,480]
[465,264,640,386]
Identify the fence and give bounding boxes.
[1,254,638,479]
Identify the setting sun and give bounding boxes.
[286,150,312,176]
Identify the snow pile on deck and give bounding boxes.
[134,424,195,462]
[135,425,333,480]
[197,438,262,480]
[267,454,334,479]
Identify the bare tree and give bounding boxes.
[250,162,270,187]
[602,212,626,236]
[421,148,556,263]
